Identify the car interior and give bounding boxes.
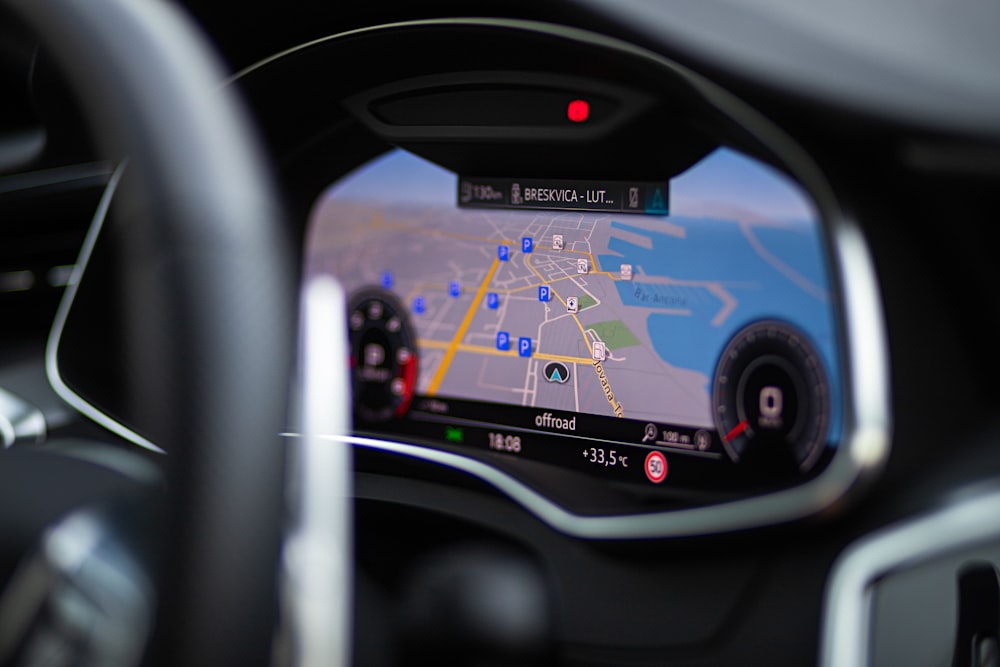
[1,1,999,665]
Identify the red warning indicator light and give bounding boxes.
[567,99,590,123]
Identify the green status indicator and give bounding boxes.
[445,427,464,443]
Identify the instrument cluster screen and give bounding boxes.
[305,148,843,491]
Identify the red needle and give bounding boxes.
[724,420,749,443]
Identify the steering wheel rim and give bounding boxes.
[5,0,296,664]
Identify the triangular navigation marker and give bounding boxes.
[651,188,665,211]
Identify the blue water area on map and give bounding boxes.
[598,216,842,438]
[752,226,829,288]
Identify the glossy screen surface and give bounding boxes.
[305,148,843,489]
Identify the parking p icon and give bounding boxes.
[518,337,532,357]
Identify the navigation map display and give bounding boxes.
[306,148,842,487]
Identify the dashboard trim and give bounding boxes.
[821,486,1000,667]
[44,162,166,455]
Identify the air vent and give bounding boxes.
[0,163,110,337]
[0,14,45,173]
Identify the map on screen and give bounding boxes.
[305,148,839,432]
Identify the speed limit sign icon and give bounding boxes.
[644,451,668,484]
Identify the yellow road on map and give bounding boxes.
[426,257,501,395]
[419,339,591,366]
[421,241,625,417]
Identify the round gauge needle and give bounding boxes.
[724,420,749,443]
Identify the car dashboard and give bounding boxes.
[54,18,888,535]
[244,19,891,542]
[2,3,1000,666]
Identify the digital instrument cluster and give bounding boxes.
[305,147,843,500]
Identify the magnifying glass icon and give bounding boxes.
[642,423,657,443]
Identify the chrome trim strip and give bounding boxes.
[0,161,112,195]
[281,276,353,667]
[821,487,1000,667]
[45,162,167,455]
[285,429,834,540]
[243,19,891,538]
[0,386,46,448]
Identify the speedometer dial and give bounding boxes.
[712,320,831,472]
[348,288,418,422]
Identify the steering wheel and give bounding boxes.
[4,0,296,664]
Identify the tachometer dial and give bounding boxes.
[348,288,418,422]
[712,320,831,472]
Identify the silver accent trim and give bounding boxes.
[821,487,1000,667]
[281,276,353,667]
[45,162,166,455]
[0,508,154,666]
[0,386,46,448]
[0,161,112,195]
[246,19,891,538]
